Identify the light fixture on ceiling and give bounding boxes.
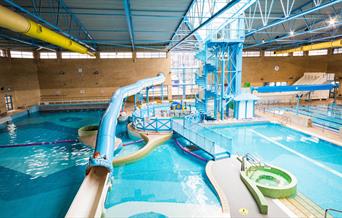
[329,18,336,26]
[290,30,295,36]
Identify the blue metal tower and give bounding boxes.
[195,16,256,120]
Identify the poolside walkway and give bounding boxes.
[206,157,293,218]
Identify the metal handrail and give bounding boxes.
[241,153,266,172]
[325,208,342,218]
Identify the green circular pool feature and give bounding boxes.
[247,165,297,198]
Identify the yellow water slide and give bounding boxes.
[275,39,342,54]
[0,5,92,55]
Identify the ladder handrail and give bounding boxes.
[325,208,342,218]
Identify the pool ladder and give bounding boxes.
[241,153,264,172]
[325,208,342,218]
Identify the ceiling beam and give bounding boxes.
[245,21,342,49]
[123,0,135,51]
[168,0,197,46]
[0,33,55,51]
[246,0,342,37]
[58,0,94,41]
[168,0,246,52]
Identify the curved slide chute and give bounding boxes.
[113,132,172,166]
[89,73,165,172]
[66,74,165,218]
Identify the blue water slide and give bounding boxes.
[251,83,338,93]
[88,73,165,172]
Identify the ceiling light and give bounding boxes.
[329,18,336,25]
[290,30,294,36]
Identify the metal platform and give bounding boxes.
[172,119,231,160]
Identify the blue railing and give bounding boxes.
[132,103,173,132]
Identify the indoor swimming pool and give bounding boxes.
[0,111,102,217]
[105,136,221,217]
[271,104,342,131]
[211,122,342,213]
[1,110,341,217]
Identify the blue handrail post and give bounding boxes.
[134,94,137,110]
[161,83,164,102]
[146,87,150,104]
[182,65,186,105]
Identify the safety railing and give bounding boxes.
[173,119,216,154]
[172,118,232,156]
[133,103,171,118]
[132,103,172,132]
[324,208,342,218]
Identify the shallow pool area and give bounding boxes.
[211,122,342,212]
[0,111,103,217]
[105,137,221,217]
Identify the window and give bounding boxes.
[10,51,34,59]
[4,95,13,111]
[0,49,4,57]
[171,52,199,68]
[264,82,287,86]
[61,52,95,59]
[99,52,132,59]
[40,52,57,59]
[333,48,342,54]
[293,51,304,56]
[136,52,167,58]
[264,51,288,57]
[170,52,199,97]
[308,49,328,56]
[242,51,260,57]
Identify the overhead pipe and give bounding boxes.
[275,39,342,54]
[0,5,93,55]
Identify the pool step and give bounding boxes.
[213,151,231,160]
[280,193,330,218]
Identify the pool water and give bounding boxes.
[211,122,342,213]
[0,111,103,218]
[105,136,220,213]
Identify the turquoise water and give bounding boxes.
[105,137,219,210]
[212,122,342,213]
[0,111,103,218]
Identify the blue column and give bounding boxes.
[182,65,186,104]
[146,87,149,104]
[220,48,225,120]
[234,43,243,96]
[134,94,137,110]
[161,83,164,102]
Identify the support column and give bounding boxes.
[182,65,186,104]
[161,83,164,102]
[146,87,149,104]
[134,94,137,110]
[214,49,219,120]
[220,48,225,120]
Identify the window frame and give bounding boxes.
[61,52,95,59]
[10,50,34,59]
[40,52,57,59]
